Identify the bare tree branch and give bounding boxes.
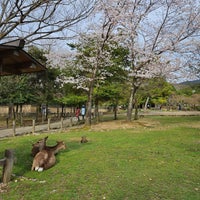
[0,0,96,44]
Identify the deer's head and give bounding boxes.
[56,141,66,151]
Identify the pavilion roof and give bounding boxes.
[0,39,46,76]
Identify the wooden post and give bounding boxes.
[48,118,51,131]
[0,158,6,166]
[32,119,35,134]
[13,120,16,136]
[1,149,14,184]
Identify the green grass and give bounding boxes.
[0,116,200,200]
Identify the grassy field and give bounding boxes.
[0,116,199,200]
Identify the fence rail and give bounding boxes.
[0,117,80,138]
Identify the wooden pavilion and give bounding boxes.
[0,39,46,76]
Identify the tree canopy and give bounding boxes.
[1,0,199,123]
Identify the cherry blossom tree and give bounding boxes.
[54,0,127,125]
[107,0,200,120]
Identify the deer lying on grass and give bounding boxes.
[31,141,66,172]
[31,136,48,157]
[80,136,88,143]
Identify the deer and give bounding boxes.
[31,136,48,157]
[31,136,64,156]
[31,141,66,172]
[80,136,88,143]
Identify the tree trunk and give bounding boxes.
[127,86,134,121]
[12,105,16,120]
[85,89,93,126]
[20,104,23,126]
[45,104,48,121]
[127,84,138,121]
[113,105,117,120]
[61,104,64,118]
[56,106,59,118]
[85,65,98,126]
[134,98,138,120]
[94,98,99,123]
[8,104,13,119]
[16,104,19,118]
[36,105,40,121]
[144,97,150,110]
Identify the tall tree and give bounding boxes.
[105,0,200,121]
[93,44,129,121]
[71,1,129,125]
[68,39,117,125]
[46,41,128,123]
[28,46,63,119]
[45,1,132,125]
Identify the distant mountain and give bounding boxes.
[173,79,200,91]
[179,79,200,85]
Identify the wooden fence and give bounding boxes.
[0,149,14,184]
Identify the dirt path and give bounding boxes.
[90,118,159,131]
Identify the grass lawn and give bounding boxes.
[0,116,199,200]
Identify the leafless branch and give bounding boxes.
[0,0,96,44]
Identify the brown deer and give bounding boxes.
[80,136,88,143]
[31,141,66,172]
[31,136,48,157]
